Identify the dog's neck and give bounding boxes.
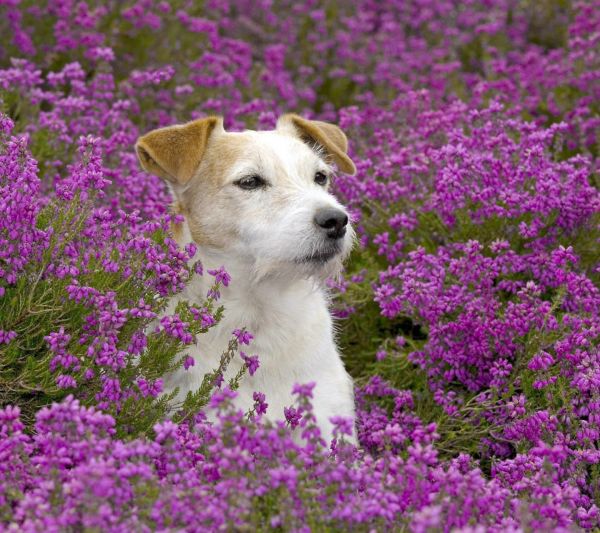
[199,248,315,296]
[188,248,328,343]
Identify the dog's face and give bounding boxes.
[135,114,356,280]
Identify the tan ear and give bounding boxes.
[277,114,356,175]
[135,117,223,185]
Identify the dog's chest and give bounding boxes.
[166,278,338,416]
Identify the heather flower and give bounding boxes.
[252,391,268,416]
[207,266,231,287]
[232,328,254,345]
[136,378,163,398]
[209,386,237,409]
[0,118,51,289]
[528,351,555,371]
[160,314,194,344]
[284,407,303,429]
[330,415,354,437]
[292,382,316,399]
[0,330,17,344]
[240,352,260,376]
[183,355,195,370]
[56,374,77,389]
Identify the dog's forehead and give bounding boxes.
[209,129,325,179]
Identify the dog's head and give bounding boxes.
[135,114,356,280]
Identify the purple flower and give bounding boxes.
[209,386,237,408]
[0,329,17,344]
[252,391,268,416]
[232,328,254,345]
[292,382,316,399]
[240,352,259,376]
[207,266,231,287]
[56,374,77,389]
[330,416,354,437]
[284,406,303,429]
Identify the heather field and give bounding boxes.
[1,0,599,530]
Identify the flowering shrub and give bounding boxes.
[1,0,599,530]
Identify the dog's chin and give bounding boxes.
[293,237,351,266]
[291,254,344,281]
[290,243,349,280]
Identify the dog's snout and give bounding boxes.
[314,208,349,239]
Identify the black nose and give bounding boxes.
[314,208,349,239]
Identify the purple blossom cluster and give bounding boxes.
[0,116,51,292]
[0,390,573,531]
[1,0,599,529]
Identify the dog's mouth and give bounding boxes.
[296,247,340,264]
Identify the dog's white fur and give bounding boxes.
[136,116,356,443]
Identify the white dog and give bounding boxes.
[135,114,357,442]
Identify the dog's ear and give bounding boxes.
[277,114,356,175]
[135,117,223,185]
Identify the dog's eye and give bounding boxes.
[314,172,328,186]
[235,175,267,190]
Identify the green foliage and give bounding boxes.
[0,191,230,437]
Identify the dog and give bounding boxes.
[135,114,357,443]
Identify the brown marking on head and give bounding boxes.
[192,135,251,188]
[136,117,232,247]
[277,114,356,175]
[181,134,252,248]
[135,117,223,185]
